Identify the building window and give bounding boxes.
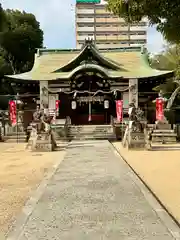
[130,22,147,26]
[77,4,94,9]
[78,23,94,27]
[95,5,105,9]
[130,40,146,44]
[78,32,94,36]
[130,31,146,35]
[120,41,128,44]
[78,14,94,18]
[96,32,105,36]
[119,32,128,35]
[113,24,119,27]
[120,23,128,27]
[96,14,111,18]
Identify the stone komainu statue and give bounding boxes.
[32,106,43,133]
[26,107,56,151]
[128,103,145,132]
[122,104,146,148]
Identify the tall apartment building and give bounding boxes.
[76,0,148,49]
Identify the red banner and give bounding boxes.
[9,100,17,126]
[156,98,164,121]
[51,100,60,123]
[116,100,123,122]
[55,100,60,112]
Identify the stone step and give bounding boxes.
[68,132,113,135]
[60,125,115,140]
[68,132,114,135]
[4,135,26,139]
[69,128,112,131]
[151,133,177,137]
[68,136,116,140]
[151,136,177,143]
[69,130,112,133]
[153,129,174,133]
[71,124,111,127]
[69,129,113,132]
[68,134,115,138]
[156,126,172,130]
[5,138,26,143]
[5,133,26,136]
[151,139,177,143]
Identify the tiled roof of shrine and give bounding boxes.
[6,40,173,81]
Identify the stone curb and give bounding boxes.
[6,150,67,240]
[111,143,180,240]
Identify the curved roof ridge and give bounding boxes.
[52,42,121,72]
[90,44,122,70]
[68,63,109,78]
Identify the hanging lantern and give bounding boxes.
[104,100,109,109]
[71,100,77,110]
[88,114,92,122]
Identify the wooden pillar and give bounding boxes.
[40,81,49,108]
[129,78,138,108]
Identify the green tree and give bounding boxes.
[0,3,6,31]
[149,45,179,97]
[106,0,180,44]
[145,44,180,112]
[151,45,180,75]
[0,9,43,74]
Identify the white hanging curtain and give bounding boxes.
[71,101,77,110]
[104,100,109,109]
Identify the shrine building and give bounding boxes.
[5,39,173,125]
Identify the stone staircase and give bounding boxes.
[67,125,116,140]
[4,131,27,143]
[151,129,177,143]
[146,123,177,150]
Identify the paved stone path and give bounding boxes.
[8,140,178,239]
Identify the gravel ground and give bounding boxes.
[9,140,176,240]
[113,142,180,223]
[0,143,65,235]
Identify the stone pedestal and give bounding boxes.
[34,134,54,151]
[122,125,145,149]
[27,127,56,152]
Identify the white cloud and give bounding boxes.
[1,0,76,48]
[1,0,165,52]
[147,26,167,53]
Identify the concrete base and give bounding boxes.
[33,141,53,152]
[27,131,56,152]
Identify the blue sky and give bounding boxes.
[1,0,166,53]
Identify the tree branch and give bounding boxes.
[166,85,180,109]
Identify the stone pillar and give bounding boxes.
[129,78,138,108]
[40,81,49,108]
